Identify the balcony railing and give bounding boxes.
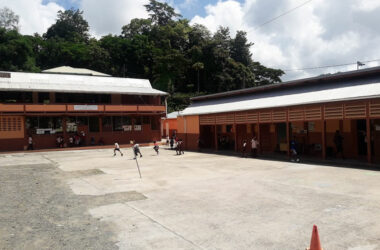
[0,103,166,113]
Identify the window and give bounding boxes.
[0,91,32,103]
[89,117,99,132]
[66,117,77,133]
[38,92,50,104]
[26,117,62,134]
[102,117,113,132]
[113,116,132,131]
[55,93,111,104]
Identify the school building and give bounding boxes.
[178,66,380,164]
[0,67,167,151]
[161,111,180,138]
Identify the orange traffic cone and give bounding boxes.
[308,225,322,250]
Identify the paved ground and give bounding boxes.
[1,147,380,250]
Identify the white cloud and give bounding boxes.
[0,0,64,35]
[191,0,380,81]
[80,0,149,37]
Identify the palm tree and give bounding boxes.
[192,62,204,93]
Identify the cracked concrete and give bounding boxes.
[1,147,380,249]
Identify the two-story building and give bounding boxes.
[0,67,167,151]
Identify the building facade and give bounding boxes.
[178,66,380,164]
[0,68,167,151]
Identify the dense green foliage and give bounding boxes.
[0,0,284,112]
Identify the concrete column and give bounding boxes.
[366,117,371,163]
[286,122,290,156]
[32,92,38,104]
[234,123,237,152]
[322,120,326,160]
[257,123,261,154]
[49,92,55,104]
[214,125,218,151]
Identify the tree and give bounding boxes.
[144,0,181,26]
[44,9,89,42]
[192,62,204,93]
[121,18,152,39]
[0,28,38,72]
[0,7,19,31]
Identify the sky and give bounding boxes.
[1,0,380,81]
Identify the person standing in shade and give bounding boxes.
[334,130,344,159]
[27,136,34,150]
[290,136,300,162]
[133,141,143,159]
[170,137,174,149]
[153,141,159,155]
[113,142,123,156]
[242,140,248,158]
[251,137,259,157]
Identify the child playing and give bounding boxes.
[113,142,123,156]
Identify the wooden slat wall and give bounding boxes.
[344,102,367,119]
[246,112,258,123]
[215,113,235,124]
[272,110,287,122]
[235,112,247,124]
[0,116,24,139]
[289,109,304,121]
[198,99,380,126]
[305,107,322,121]
[259,111,272,123]
[369,101,380,118]
[199,115,215,125]
[324,105,344,120]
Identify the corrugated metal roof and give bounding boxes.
[181,75,380,116]
[191,66,380,102]
[42,66,111,76]
[0,71,167,96]
[166,111,181,119]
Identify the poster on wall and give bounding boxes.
[134,125,142,131]
[123,125,132,131]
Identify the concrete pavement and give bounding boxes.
[1,146,380,249]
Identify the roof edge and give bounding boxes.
[191,66,380,102]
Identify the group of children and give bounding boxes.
[241,136,301,162]
[166,136,185,155]
[113,140,162,158]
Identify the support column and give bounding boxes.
[32,92,38,104]
[286,121,290,156]
[234,123,237,152]
[214,125,218,151]
[367,118,372,163]
[257,123,261,154]
[366,102,372,163]
[62,117,67,146]
[99,116,103,133]
[322,120,326,160]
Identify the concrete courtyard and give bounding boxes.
[1,146,380,250]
